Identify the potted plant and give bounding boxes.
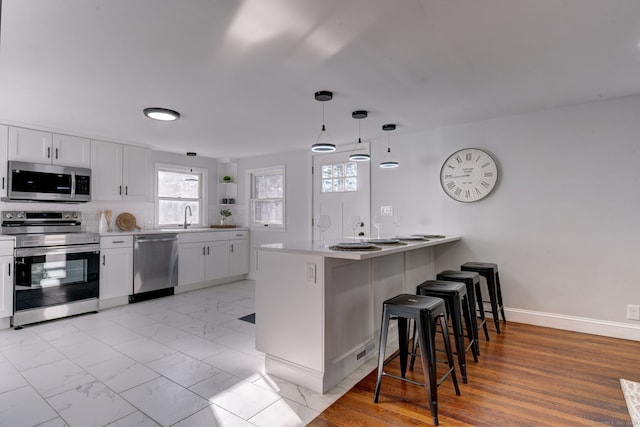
[220,208,232,225]
[222,175,232,183]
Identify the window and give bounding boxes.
[249,166,285,227]
[156,164,206,227]
[321,162,358,193]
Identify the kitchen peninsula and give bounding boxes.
[255,236,460,393]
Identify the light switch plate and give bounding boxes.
[306,262,316,283]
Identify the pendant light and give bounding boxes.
[311,90,337,153]
[379,124,399,169]
[349,110,370,162]
[185,152,198,181]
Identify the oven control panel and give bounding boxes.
[2,210,82,223]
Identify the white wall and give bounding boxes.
[238,149,312,275]
[370,94,640,329]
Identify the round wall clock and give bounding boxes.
[440,148,498,202]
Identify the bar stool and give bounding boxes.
[412,280,478,384]
[461,262,506,333]
[436,270,489,355]
[374,294,460,426]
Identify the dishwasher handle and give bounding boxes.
[135,236,178,244]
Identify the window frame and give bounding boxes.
[247,165,285,229]
[155,163,207,228]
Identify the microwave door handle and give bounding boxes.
[71,171,76,199]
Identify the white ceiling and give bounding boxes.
[1,0,640,160]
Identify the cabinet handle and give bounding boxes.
[8,263,10,277]
[55,148,59,159]
[47,147,51,159]
[2,177,4,190]
[102,255,106,266]
[207,246,210,255]
[125,186,128,196]
[230,244,234,253]
[119,185,122,195]
[202,246,206,256]
[112,240,125,244]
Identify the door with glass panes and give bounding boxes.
[312,149,371,244]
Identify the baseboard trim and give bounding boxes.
[505,308,640,342]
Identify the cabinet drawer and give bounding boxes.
[100,235,133,249]
[0,239,13,256]
[178,231,229,244]
[229,230,248,240]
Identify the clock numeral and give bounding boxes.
[464,189,471,199]
[481,162,491,168]
[483,172,494,177]
[447,164,455,170]
[475,154,482,163]
[446,181,456,190]
[475,187,482,196]
[444,174,453,179]
[455,156,462,164]
[454,188,462,197]
[480,181,490,189]
[465,153,472,161]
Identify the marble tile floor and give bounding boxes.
[0,280,377,427]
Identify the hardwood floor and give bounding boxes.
[308,321,640,426]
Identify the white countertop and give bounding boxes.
[99,227,248,237]
[259,236,460,260]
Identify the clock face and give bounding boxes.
[440,148,498,202]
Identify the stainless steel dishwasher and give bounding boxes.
[131,233,179,303]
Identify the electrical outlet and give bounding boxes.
[627,304,640,321]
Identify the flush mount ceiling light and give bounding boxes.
[143,107,181,121]
[311,90,337,153]
[349,110,370,162]
[379,123,399,169]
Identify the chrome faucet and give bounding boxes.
[183,205,192,229]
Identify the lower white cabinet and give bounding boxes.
[0,240,14,319]
[229,233,249,276]
[178,230,249,286]
[99,236,133,301]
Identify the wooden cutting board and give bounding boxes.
[116,212,141,231]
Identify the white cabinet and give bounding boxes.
[178,230,249,286]
[8,127,90,167]
[0,240,14,319]
[229,230,249,276]
[91,140,151,201]
[0,125,8,198]
[99,236,133,303]
[178,232,229,286]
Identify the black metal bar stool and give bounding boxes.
[374,294,460,426]
[461,262,506,333]
[436,270,489,354]
[411,280,477,384]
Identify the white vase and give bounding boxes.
[98,212,108,233]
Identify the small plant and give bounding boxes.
[222,176,232,182]
[220,208,232,218]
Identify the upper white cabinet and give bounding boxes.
[8,126,91,168]
[0,125,8,198]
[91,140,151,201]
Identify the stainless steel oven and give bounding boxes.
[2,211,100,328]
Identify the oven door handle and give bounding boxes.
[15,244,100,257]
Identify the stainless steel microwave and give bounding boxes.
[4,161,91,203]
